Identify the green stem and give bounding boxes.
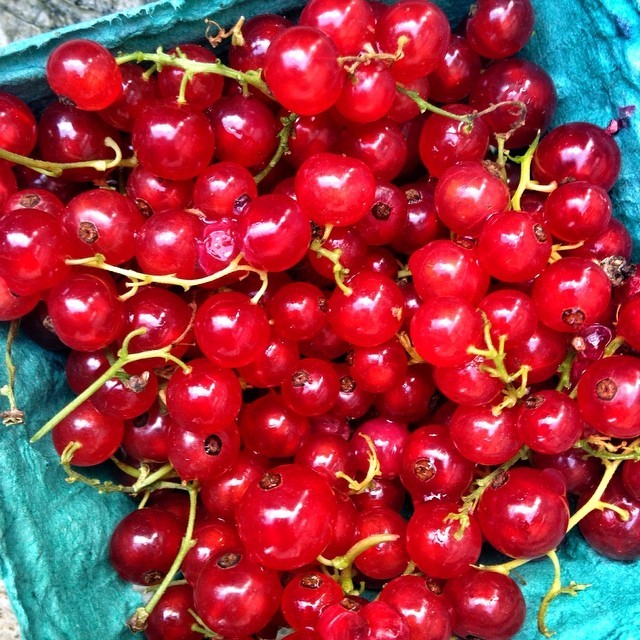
[0,137,133,177]
[1,319,24,425]
[398,87,526,135]
[448,446,529,538]
[397,86,471,122]
[317,533,400,571]
[474,556,531,575]
[128,484,199,631]
[603,336,626,357]
[537,550,590,637]
[335,433,381,493]
[61,442,184,495]
[467,316,530,414]
[131,463,177,492]
[30,328,189,443]
[65,252,268,303]
[511,132,540,211]
[254,112,297,183]
[567,458,626,531]
[309,237,353,296]
[555,349,576,392]
[116,48,271,98]
[189,609,222,638]
[575,437,640,462]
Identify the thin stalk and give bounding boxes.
[335,433,381,493]
[1,319,24,425]
[65,252,268,303]
[128,484,199,631]
[0,137,133,177]
[254,112,297,183]
[116,48,271,98]
[567,458,628,531]
[30,328,189,443]
[537,550,590,637]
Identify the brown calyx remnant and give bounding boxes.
[414,458,436,481]
[135,198,153,217]
[371,201,392,220]
[300,574,322,589]
[595,377,618,401]
[562,307,586,328]
[600,255,636,287]
[405,188,422,204]
[18,193,42,208]
[524,394,545,409]
[340,597,362,611]
[259,471,282,490]
[78,220,99,244]
[533,223,547,243]
[142,569,164,585]
[491,472,509,490]
[203,433,223,456]
[217,552,242,569]
[339,375,356,394]
[124,371,150,393]
[292,369,311,387]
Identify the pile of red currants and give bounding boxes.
[0,0,639,638]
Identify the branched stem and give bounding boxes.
[317,533,400,594]
[1,319,24,425]
[116,47,271,98]
[549,241,584,264]
[398,87,526,136]
[447,446,529,538]
[574,436,640,462]
[309,234,352,296]
[128,484,199,632]
[65,252,269,304]
[467,316,530,414]
[0,137,133,177]
[335,433,381,493]
[189,609,222,638]
[61,442,181,495]
[30,328,189,443]
[254,112,297,183]
[509,132,556,211]
[338,40,406,74]
[567,454,633,531]
[537,549,590,637]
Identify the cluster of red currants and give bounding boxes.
[0,0,639,638]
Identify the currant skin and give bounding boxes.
[476,467,570,559]
[235,463,338,571]
[46,39,123,111]
[9,8,640,640]
[193,549,282,637]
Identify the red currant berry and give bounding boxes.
[263,26,346,115]
[576,355,640,438]
[109,508,183,585]
[46,39,122,110]
[236,464,338,570]
[193,550,282,637]
[406,500,483,578]
[476,466,569,558]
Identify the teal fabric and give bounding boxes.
[0,1,639,639]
